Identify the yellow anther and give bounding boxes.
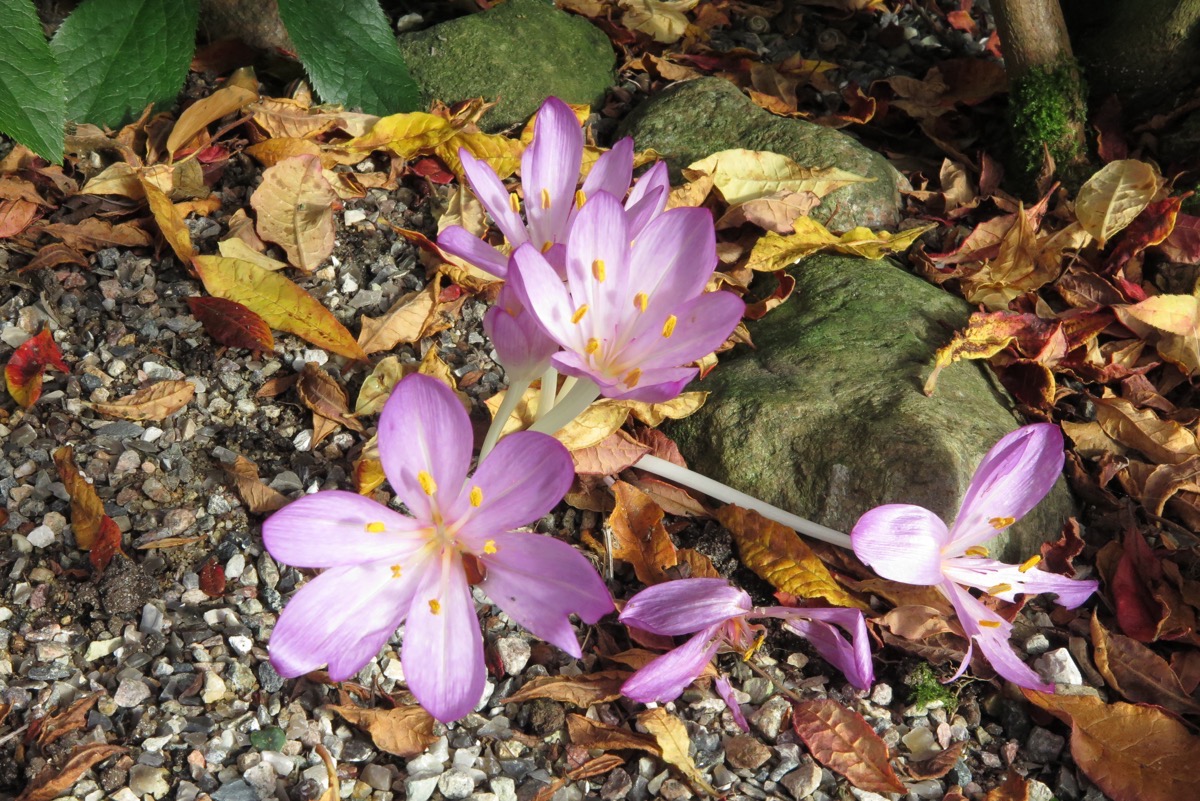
[469,486,483,507]
[484,540,497,555]
[365,521,386,534]
[987,583,1013,595]
[742,631,766,662]
[592,259,606,281]
[571,304,589,324]
[541,240,554,253]
[390,564,402,579]
[624,368,642,388]
[978,619,1003,629]
[417,470,437,496]
[1019,555,1042,573]
[633,292,648,312]
[989,516,1016,530]
[585,338,600,355]
[429,599,441,615]
[575,189,587,207]
[541,188,551,209]
[509,192,520,213]
[662,315,677,338]
[964,545,990,557]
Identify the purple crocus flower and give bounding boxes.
[508,191,745,402]
[483,282,560,386]
[263,374,613,722]
[438,96,669,278]
[850,424,1098,692]
[618,578,873,707]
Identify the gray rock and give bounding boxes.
[360,763,393,791]
[398,0,614,132]
[496,636,531,676]
[1034,648,1084,686]
[667,255,1077,561]
[750,696,792,742]
[114,678,152,708]
[620,78,905,231]
[438,768,478,800]
[1026,726,1066,763]
[128,765,170,799]
[212,780,259,801]
[780,759,821,800]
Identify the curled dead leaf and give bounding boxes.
[88,379,195,421]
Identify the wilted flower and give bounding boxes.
[619,578,873,707]
[850,424,1098,691]
[509,191,745,403]
[263,374,613,722]
[439,95,669,278]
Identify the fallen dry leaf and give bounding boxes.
[4,327,69,408]
[217,236,290,271]
[1024,689,1200,801]
[193,255,366,360]
[250,154,337,272]
[88,379,195,421]
[638,707,717,795]
[1075,159,1161,246]
[572,430,651,476]
[328,704,437,758]
[717,505,863,608]
[17,742,127,801]
[984,771,1030,801]
[41,217,153,251]
[139,177,195,264]
[1114,294,1200,376]
[687,149,870,206]
[357,278,440,355]
[167,83,258,154]
[501,670,631,707]
[608,481,681,585]
[567,713,659,753]
[746,217,933,270]
[297,362,363,432]
[52,446,124,571]
[1090,613,1200,715]
[36,695,99,748]
[224,455,289,513]
[187,295,276,352]
[791,698,906,795]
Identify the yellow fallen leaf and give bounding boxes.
[619,392,708,426]
[355,356,406,416]
[139,179,194,264]
[619,0,699,43]
[1113,294,1200,376]
[688,149,871,206]
[638,708,717,795]
[746,217,934,271]
[250,154,336,272]
[357,278,441,356]
[217,237,289,271]
[1075,159,1161,246]
[245,137,322,169]
[193,256,365,360]
[339,112,456,160]
[89,380,195,421]
[167,84,257,155]
[437,130,523,181]
[80,162,143,199]
[328,704,436,758]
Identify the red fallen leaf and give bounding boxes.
[89,517,122,573]
[1040,518,1086,577]
[744,271,796,320]
[1157,212,1200,264]
[1105,196,1183,274]
[791,699,906,795]
[0,198,39,238]
[1092,96,1129,163]
[5,327,69,407]
[410,157,455,184]
[53,446,125,573]
[187,296,275,352]
[199,556,226,597]
[1111,528,1166,642]
[438,283,464,303]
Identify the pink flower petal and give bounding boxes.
[619,578,752,635]
[772,608,874,691]
[402,553,487,722]
[942,581,1052,691]
[580,137,634,201]
[437,225,509,278]
[620,623,725,703]
[263,491,425,568]
[509,243,585,352]
[479,531,613,656]
[522,97,583,251]
[942,556,1098,609]
[459,149,527,247]
[378,374,473,522]
[624,185,667,239]
[714,675,749,731]
[585,363,698,403]
[565,191,633,334]
[628,207,718,321]
[625,161,669,235]
[619,290,745,371]
[269,560,425,681]
[850,504,951,586]
[451,432,573,544]
[483,301,558,384]
[949,424,1065,553]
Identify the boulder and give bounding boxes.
[668,255,1076,562]
[398,0,615,132]
[620,77,905,231]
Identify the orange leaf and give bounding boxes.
[608,481,679,585]
[1023,689,1200,801]
[501,671,631,707]
[250,154,337,271]
[571,430,651,476]
[328,704,437,757]
[5,327,69,408]
[51,446,106,549]
[89,517,123,573]
[357,278,441,356]
[17,743,126,801]
[224,455,290,513]
[139,177,195,263]
[790,698,906,795]
[167,84,257,155]
[187,295,275,352]
[193,256,365,360]
[984,771,1030,801]
[1090,613,1200,715]
[88,379,195,421]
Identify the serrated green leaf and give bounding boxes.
[0,0,65,161]
[51,0,199,129]
[277,0,420,115]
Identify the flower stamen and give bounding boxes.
[571,304,589,324]
[575,189,587,208]
[592,259,606,281]
[662,315,677,338]
[624,368,642,388]
[964,545,990,557]
[469,487,484,507]
[417,470,438,496]
[541,241,553,253]
[989,516,1016,530]
[508,192,520,213]
[585,338,600,355]
[987,583,1013,595]
[742,630,766,661]
[429,599,441,615]
[978,619,1003,628]
[541,188,551,209]
[633,292,648,312]
[1019,555,1042,573]
[365,521,386,534]
[484,540,497,554]
[390,564,402,579]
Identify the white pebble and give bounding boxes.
[25,525,56,548]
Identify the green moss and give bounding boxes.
[904,662,960,714]
[1009,59,1088,184]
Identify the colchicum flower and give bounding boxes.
[438,95,669,278]
[263,374,613,722]
[619,578,873,707]
[483,282,560,386]
[850,424,1098,692]
[509,191,745,402]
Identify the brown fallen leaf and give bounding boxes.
[88,379,195,421]
[52,446,125,571]
[717,505,863,609]
[187,295,276,353]
[1090,613,1200,716]
[639,707,717,795]
[36,695,99,747]
[314,743,341,801]
[357,278,440,356]
[984,771,1030,801]
[250,154,337,272]
[1023,689,1200,801]
[328,704,437,758]
[167,83,258,155]
[224,455,290,513]
[905,740,967,781]
[501,670,631,707]
[297,362,363,433]
[566,713,659,753]
[17,742,126,801]
[608,481,679,585]
[41,217,153,251]
[791,698,906,795]
[139,177,195,263]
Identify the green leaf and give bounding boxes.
[277,0,420,115]
[51,0,199,129]
[0,0,65,161]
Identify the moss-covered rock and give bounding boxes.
[620,78,905,231]
[397,0,615,132]
[1009,59,1089,187]
[668,255,1076,561]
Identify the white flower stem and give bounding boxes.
[633,454,853,549]
[529,378,601,436]
[534,367,558,421]
[555,375,579,405]
[479,375,534,460]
